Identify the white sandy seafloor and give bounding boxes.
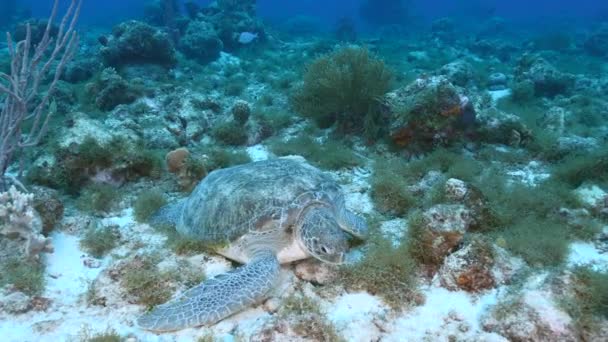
[1,150,607,342]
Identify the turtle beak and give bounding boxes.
[330,252,345,265]
[338,252,345,264]
[315,251,345,265]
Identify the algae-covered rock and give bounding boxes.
[424,204,472,234]
[52,80,78,114]
[179,20,223,64]
[482,293,577,341]
[438,239,495,292]
[514,54,574,97]
[386,76,473,150]
[30,186,64,235]
[100,20,177,68]
[444,178,468,202]
[481,279,578,342]
[409,205,472,271]
[62,57,101,83]
[13,19,58,42]
[202,0,264,51]
[439,60,474,86]
[88,68,142,111]
[538,106,568,135]
[0,291,31,314]
[475,107,532,147]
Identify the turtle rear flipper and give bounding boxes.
[137,251,280,332]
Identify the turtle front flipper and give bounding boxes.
[337,208,368,240]
[137,251,280,332]
[149,198,187,228]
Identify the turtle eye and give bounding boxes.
[321,246,330,254]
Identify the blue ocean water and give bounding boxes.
[2,0,608,340]
[16,0,608,30]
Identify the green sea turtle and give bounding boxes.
[137,157,367,332]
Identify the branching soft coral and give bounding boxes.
[291,45,392,139]
[0,186,53,259]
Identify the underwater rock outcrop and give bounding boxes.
[584,23,608,57]
[87,68,143,111]
[439,60,474,86]
[538,106,568,135]
[488,72,508,90]
[179,20,223,64]
[469,39,519,62]
[385,76,474,150]
[475,107,533,147]
[30,186,64,236]
[62,57,101,83]
[26,113,158,195]
[198,0,264,51]
[409,204,472,272]
[0,291,31,314]
[100,20,177,68]
[438,240,495,292]
[514,54,574,97]
[13,19,58,42]
[481,274,579,341]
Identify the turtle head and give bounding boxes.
[297,206,349,264]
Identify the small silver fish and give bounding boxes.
[238,31,259,44]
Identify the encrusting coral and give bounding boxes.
[0,186,53,260]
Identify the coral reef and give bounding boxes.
[439,60,474,86]
[201,0,263,51]
[0,186,52,260]
[386,76,473,149]
[63,57,101,83]
[179,20,223,64]
[88,68,143,111]
[100,20,177,68]
[13,19,59,42]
